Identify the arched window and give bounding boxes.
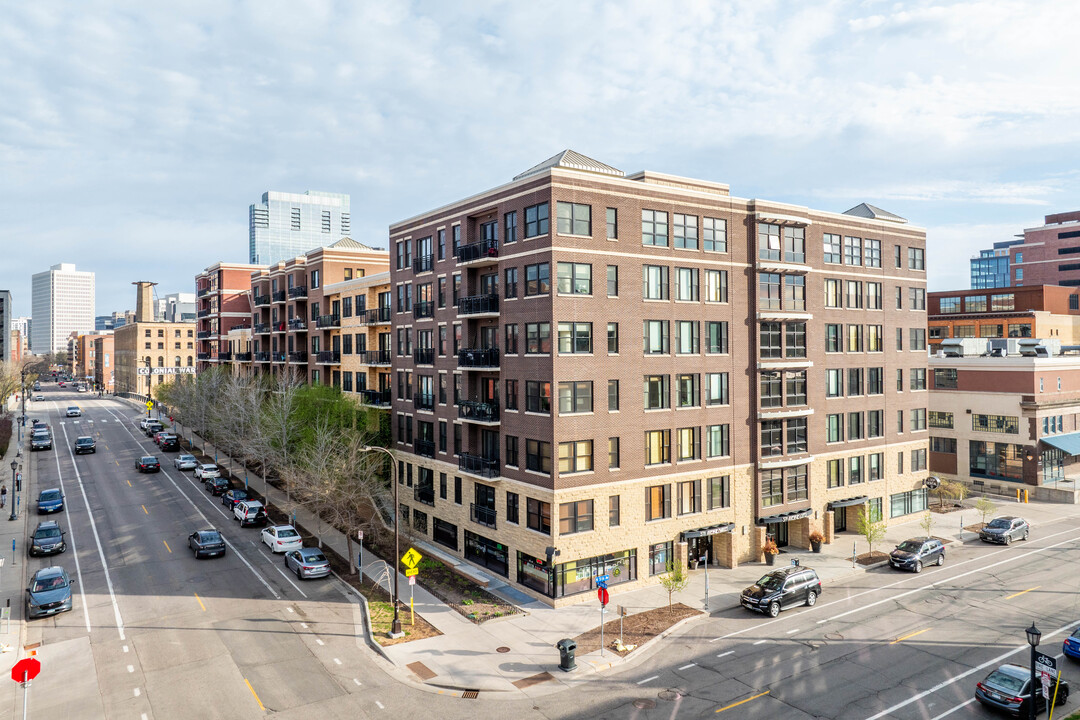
[174,356,181,367]
[157,356,165,367]
[187,356,194,366]
[144,355,151,367]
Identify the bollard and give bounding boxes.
[1024,489,1029,503]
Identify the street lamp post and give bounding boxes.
[9,460,18,521]
[360,445,402,637]
[144,357,152,417]
[1026,622,1041,720]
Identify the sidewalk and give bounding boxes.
[0,409,33,715]
[127,400,1080,697]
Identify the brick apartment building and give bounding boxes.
[971,210,1080,288]
[195,261,264,371]
[93,334,114,392]
[928,285,1080,353]
[387,150,930,606]
[321,272,393,406]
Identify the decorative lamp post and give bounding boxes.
[144,357,152,417]
[360,445,402,637]
[9,460,18,521]
[1026,622,1041,720]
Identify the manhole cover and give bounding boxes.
[496,646,510,653]
[823,632,844,641]
[658,689,684,702]
[633,699,657,709]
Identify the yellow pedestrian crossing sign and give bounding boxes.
[401,548,422,569]
[405,568,418,577]
[145,401,153,409]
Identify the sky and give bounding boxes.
[3,0,1080,318]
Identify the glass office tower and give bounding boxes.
[970,240,1022,289]
[249,190,351,265]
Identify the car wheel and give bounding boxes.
[767,601,780,618]
[296,566,304,580]
[1056,687,1069,706]
[805,591,817,607]
[1023,530,1029,541]
[936,554,944,566]
[914,561,922,573]
[1005,534,1012,545]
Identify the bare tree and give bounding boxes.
[263,368,304,501]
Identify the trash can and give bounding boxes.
[556,638,577,672]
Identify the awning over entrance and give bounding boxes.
[681,523,735,540]
[1041,432,1080,456]
[758,508,812,525]
[827,496,869,510]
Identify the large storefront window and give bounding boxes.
[554,549,637,597]
[516,552,552,597]
[464,531,509,577]
[889,489,927,518]
[969,441,1024,481]
[1043,447,1065,483]
[433,518,458,551]
[649,541,673,576]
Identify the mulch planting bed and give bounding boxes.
[929,503,964,514]
[855,550,890,566]
[964,522,988,533]
[571,603,702,656]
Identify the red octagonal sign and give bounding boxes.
[11,658,40,683]
[597,587,610,606]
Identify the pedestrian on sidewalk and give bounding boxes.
[1,484,7,508]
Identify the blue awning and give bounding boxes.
[1041,432,1080,456]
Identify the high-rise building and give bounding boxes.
[96,315,115,332]
[160,292,196,323]
[388,151,929,606]
[0,290,12,364]
[31,263,95,354]
[249,191,352,266]
[970,240,1023,289]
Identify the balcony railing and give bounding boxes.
[413,348,435,365]
[235,352,252,362]
[288,318,307,331]
[316,350,341,364]
[414,486,435,506]
[458,294,499,316]
[288,286,308,299]
[197,352,211,361]
[458,400,499,423]
[254,323,271,334]
[362,350,392,366]
[456,238,499,264]
[288,351,308,363]
[359,388,392,406]
[413,393,435,411]
[470,503,498,528]
[197,309,212,318]
[273,321,287,333]
[196,330,213,339]
[459,453,500,478]
[197,287,213,298]
[414,439,436,458]
[272,290,287,303]
[412,301,434,319]
[254,295,270,307]
[316,314,341,329]
[458,348,499,369]
[273,353,287,363]
[254,352,271,362]
[218,351,232,361]
[361,307,392,325]
[412,254,434,274]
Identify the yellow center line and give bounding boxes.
[1006,586,1040,600]
[115,460,119,466]
[245,678,264,711]
[141,505,148,515]
[891,627,932,645]
[163,540,171,553]
[716,690,770,713]
[194,592,206,611]
[126,479,132,487]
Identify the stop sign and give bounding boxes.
[597,587,610,606]
[11,658,40,682]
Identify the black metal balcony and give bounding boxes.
[288,318,307,331]
[413,393,435,411]
[413,348,435,365]
[414,486,435,506]
[197,309,212,318]
[316,314,341,329]
[316,350,340,364]
[470,503,498,528]
[458,400,499,423]
[273,321,286,333]
[254,352,271,362]
[272,290,287,303]
[254,323,271,334]
[288,351,308,363]
[197,287,213,298]
[235,352,252,362]
[362,350,392,366]
[359,388,392,406]
[459,453,500,478]
[218,351,232,361]
[458,294,499,316]
[458,348,499,369]
[360,307,392,325]
[254,294,270,307]
[273,352,287,363]
[414,439,436,458]
[197,352,211,361]
[412,255,434,274]
[196,330,213,339]
[412,301,434,320]
[288,286,308,299]
[456,238,499,264]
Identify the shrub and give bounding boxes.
[808,530,824,543]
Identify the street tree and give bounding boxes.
[659,561,689,614]
[975,496,997,525]
[933,478,968,508]
[856,503,888,558]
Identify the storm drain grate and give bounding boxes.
[496,646,511,653]
[461,690,479,699]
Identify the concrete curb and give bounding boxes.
[331,569,393,664]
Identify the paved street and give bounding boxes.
[5,386,1080,719]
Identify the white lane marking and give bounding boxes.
[261,553,308,597]
[353,678,362,686]
[928,697,976,720]
[59,421,126,640]
[300,622,308,629]
[375,700,385,709]
[315,638,325,646]
[785,628,801,634]
[716,651,734,658]
[123,645,129,653]
[753,639,768,645]
[862,620,1079,720]
[636,675,659,685]
[141,715,148,720]
[286,607,294,613]
[102,406,281,600]
[49,438,92,633]
[133,688,141,697]
[127,665,134,673]
[333,658,342,665]
[678,663,696,670]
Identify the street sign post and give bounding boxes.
[1035,651,1057,699]
[11,657,40,720]
[401,548,422,569]
[597,586,610,657]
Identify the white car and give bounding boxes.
[77,386,87,393]
[193,464,220,481]
[173,454,198,471]
[139,417,155,429]
[261,525,303,553]
[33,395,44,402]
[66,406,81,417]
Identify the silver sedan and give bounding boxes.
[284,547,331,579]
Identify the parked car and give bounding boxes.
[65,406,81,417]
[159,436,180,452]
[174,454,198,471]
[1065,627,1080,661]
[139,417,157,430]
[976,663,1069,716]
[73,436,96,454]
[889,537,945,573]
[26,567,74,619]
[36,489,64,514]
[221,489,249,510]
[143,422,164,436]
[980,516,1030,545]
[152,431,170,445]
[205,477,229,495]
[77,385,87,393]
[188,529,226,559]
[28,521,66,556]
[261,525,303,553]
[30,432,52,451]
[741,565,822,618]
[33,382,40,391]
[135,456,161,473]
[285,547,330,579]
[194,464,220,481]
[234,500,268,527]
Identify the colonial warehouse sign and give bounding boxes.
[137,367,196,376]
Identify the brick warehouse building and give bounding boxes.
[388,151,929,606]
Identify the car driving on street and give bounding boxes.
[741,565,821,618]
[26,567,74,619]
[188,529,226,559]
[73,436,96,454]
[65,406,81,417]
[979,516,1030,545]
[135,456,161,473]
[36,489,64,514]
[888,537,945,572]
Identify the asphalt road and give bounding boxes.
[17,386,1080,719]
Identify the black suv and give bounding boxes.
[741,564,821,617]
[889,537,945,572]
[159,436,180,452]
[73,436,96,455]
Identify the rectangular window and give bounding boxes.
[642,209,669,246]
[644,429,671,465]
[675,320,699,354]
[787,417,808,454]
[524,202,549,237]
[867,282,882,310]
[910,328,926,351]
[608,437,620,469]
[609,495,620,527]
[759,223,781,261]
[608,379,619,411]
[706,372,729,405]
[760,322,781,359]
[527,498,551,534]
[912,448,927,471]
[505,267,518,298]
[704,269,728,303]
[827,459,844,488]
[642,265,669,300]
[606,208,617,239]
[607,265,618,297]
[558,380,593,414]
[673,213,698,249]
[643,320,670,354]
[849,456,863,485]
[930,437,957,454]
[826,413,844,443]
[824,279,841,308]
[761,469,783,508]
[676,426,700,461]
[908,247,925,270]
[785,322,806,358]
[847,324,863,352]
[826,324,842,353]
[707,476,730,510]
[556,262,592,295]
[607,322,619,354]
[867,325,883,352]
[785,275,806,310]
[848,411,864,440]
[868,410,884,438]
[557,322,592,354]
[525,322,551,353]
[525,263,550,296]
[505,379,518,410]
[525,380,551,414]
[558,441,593,475]
[703,217,727,252]
[706,424,729,457]
[910,368,927,390]
[526,439,552,474]
[505,436,518,466]
[868,367,884,395]
[844,236,862,266]
[504,211,517,244]
[846,280,863,309]
[786,371,807,406]
[864,239,881,268]
[556,202,591,236]
[643,374,670,409]
[823,233,842,263]
[826,369,843,398]
[677,479,701,515]
[760,372,782,409]
[506,492,519,524]
[505,323,518,354]
[868,452,884,480]
[929,411,953,428]
[674,267,699,301]
[910,287,926,310]
[972,414,1019,434]
[645,485,671,521]
[707,321,729,354]
[786,465,808,501]
[848,367,864,396]
[758,272,781,310]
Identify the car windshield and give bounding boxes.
[987,518,1011,529]
[39,491,61,502]
[31,576,67,592]
[896,541,923,552]
[36,528,61,539]
[986,670,1025,693]
[756,574,784,591]
[278,529,299,539]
